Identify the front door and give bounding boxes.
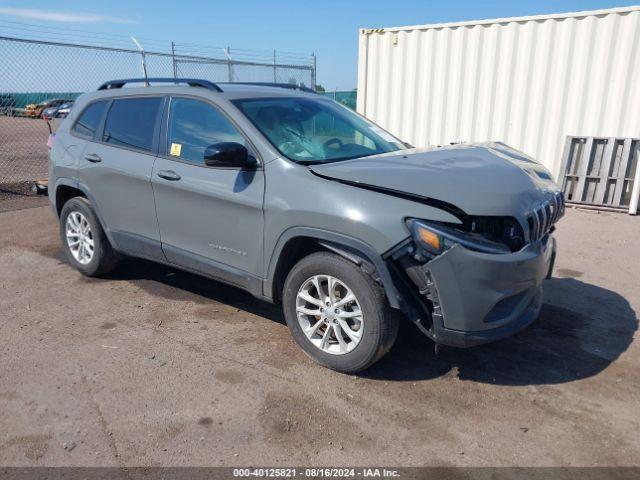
[151,96,265,289]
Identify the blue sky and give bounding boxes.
[1,0,638,89]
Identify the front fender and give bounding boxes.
[264,227,402,309]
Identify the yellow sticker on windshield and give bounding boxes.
[170,143,182,156]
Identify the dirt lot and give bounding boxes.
[0,116,51,185]
[0,205,638,467]
[0,115,55,213]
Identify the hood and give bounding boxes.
[309,142,560,219]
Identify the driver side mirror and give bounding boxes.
[204,142,257,169]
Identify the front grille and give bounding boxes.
[461,215,526,252]
[526,191,565,242]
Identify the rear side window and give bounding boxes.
[72,101,108,139]
[102,97,162,152]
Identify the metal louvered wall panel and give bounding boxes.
[357,6,640,182]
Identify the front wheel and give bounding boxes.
[282,252,398,373]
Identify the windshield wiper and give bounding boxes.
[296,151,387,165]
[296,159,327,165]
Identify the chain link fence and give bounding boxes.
[320,90,357,110]
[0,33,315,203]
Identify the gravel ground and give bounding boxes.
[0,189,48,214]
[0,206,638,467]
[0,116,51,185]
[0,115,55,212]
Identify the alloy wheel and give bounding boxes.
[295,274,364,355]
[65,211,94,265]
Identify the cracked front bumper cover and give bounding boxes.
[423,235,556,347]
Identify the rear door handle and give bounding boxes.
[157,170,181,181]
[84,153,102,163]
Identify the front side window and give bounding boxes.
[233,97,404,164]
[102,97,162,152]
[166,97,247,165]
[72,100,108,140]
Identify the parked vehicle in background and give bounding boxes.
[25,98,73,118]
[42,104,61,120]
[54,102,74,118]
[42,101,74,120]
[49,78,564,373]
[0,94,16,116]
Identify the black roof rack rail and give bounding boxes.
[218,82,317,94]
[97,78,223,92]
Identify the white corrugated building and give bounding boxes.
[357,6,640,211]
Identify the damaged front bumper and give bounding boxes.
[392,234,556,348]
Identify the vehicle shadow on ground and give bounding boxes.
[101,258,285,324]
[91,257,637,386]
[364,277,638,385]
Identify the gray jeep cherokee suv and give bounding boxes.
[49,78,564,373]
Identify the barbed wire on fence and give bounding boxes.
[0,25,316,193]
[0,19,316,65]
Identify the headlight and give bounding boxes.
[406,218,511,256]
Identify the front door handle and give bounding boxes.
[157,170,181,181]
[84,153,102,163]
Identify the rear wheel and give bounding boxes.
[282,252,398,373]
[59,197,119,276]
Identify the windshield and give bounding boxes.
[233,97,404,163]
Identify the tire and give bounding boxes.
[59,197,119,276]
[282,252,398,373]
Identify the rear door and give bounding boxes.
[54,98,108,191]
[152,96,265,286]
[78,96,165,260]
